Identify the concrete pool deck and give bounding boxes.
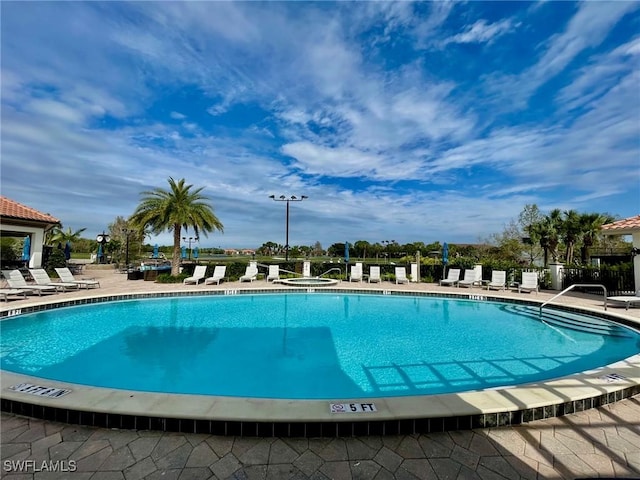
[1,267,639,478]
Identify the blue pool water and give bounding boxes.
[1,294,638,399]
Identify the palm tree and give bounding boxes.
[579,212,615,264]
[562,210,582,264]
[129,178,224,276]
[530,209,563,267]
[47,226,87,246]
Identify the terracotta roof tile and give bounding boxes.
[0,196,60,224]
[601,215,640,234]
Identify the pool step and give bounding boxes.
[504,305,633,338]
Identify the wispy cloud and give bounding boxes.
[1,2,637,248]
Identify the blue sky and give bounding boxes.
[2,1,639,249]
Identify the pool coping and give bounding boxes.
[2,288,640,436]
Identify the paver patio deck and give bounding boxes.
[1,266,639,479]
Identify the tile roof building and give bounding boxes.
[601,215,640,235]
[0,196,60,225]
[0,196,60,268]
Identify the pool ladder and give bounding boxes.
[539,283,608,316]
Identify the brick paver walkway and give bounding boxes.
[2,395,639,479]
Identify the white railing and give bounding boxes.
[540,283,608,315]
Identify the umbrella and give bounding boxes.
[153,244,159,259]
[97,243,103,263]
[344,241,349,264]
[442,242,449,278]
[181,246,187,259]
[64,242,71,261]
[21,236,30,262]
[193,246,199,259]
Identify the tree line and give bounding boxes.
[7,177,628,276]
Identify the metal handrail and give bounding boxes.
[540,283,608,315]
[319,267,343,278]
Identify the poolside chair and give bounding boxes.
[240,263,258,282]
[368,266,381,283]
[486,270,506,291]
[54,267,100,289]
[395,267,409,284]
[3,270,58,296]
[204,265,227,285]
[349,264,363,282]
[457,269,476,288]
[439,268,460,287]
[0,288,32,301]
[183,265,207,285]
[518,272,539,294]
[29,268,80,291]
[607,290,640,310]
[266,265,280,282]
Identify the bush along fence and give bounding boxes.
[160,260,634,295]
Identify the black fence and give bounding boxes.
[562,266,635,296]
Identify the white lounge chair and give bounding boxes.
[518,272,539,294]
[368,266,381,283]
[55,267,100,289]
[183,265,207,285]
[607,290,640,310]
[0,288,32,301]
[30,268,80,291]
[266,265,280,282]
[486,270,506,291]
[349,265,363,282]
[205,265,227,285]
[395,267,409,284]
[457,270,476,288]
[3,270,57,295]
[440,268,460,286]
[240,263,258,282]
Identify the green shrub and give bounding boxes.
[45,248,67,273]
[156,273,189,283]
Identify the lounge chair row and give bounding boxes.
[183,263,276,285]
[439,269,539,293]
[182,264,412,285]
[349,265,409,284]
[1,268,100,301]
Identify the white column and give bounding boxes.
[549,263,564,290]
[410,263,419,282]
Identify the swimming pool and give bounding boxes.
[2,293,638,400]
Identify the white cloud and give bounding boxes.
[442,18,518,46]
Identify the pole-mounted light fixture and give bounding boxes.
[269,195,308,261]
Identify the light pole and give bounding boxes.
[96,232,110,264]
[269,195,308,261]
[182,236,198,261]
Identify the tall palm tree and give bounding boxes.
[129,178,224,276]
[579,212,615,264]
[530,209,562,267]
[562,210,582,264]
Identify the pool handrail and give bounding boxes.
[319,267,343,278]
[540,283,608,315]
